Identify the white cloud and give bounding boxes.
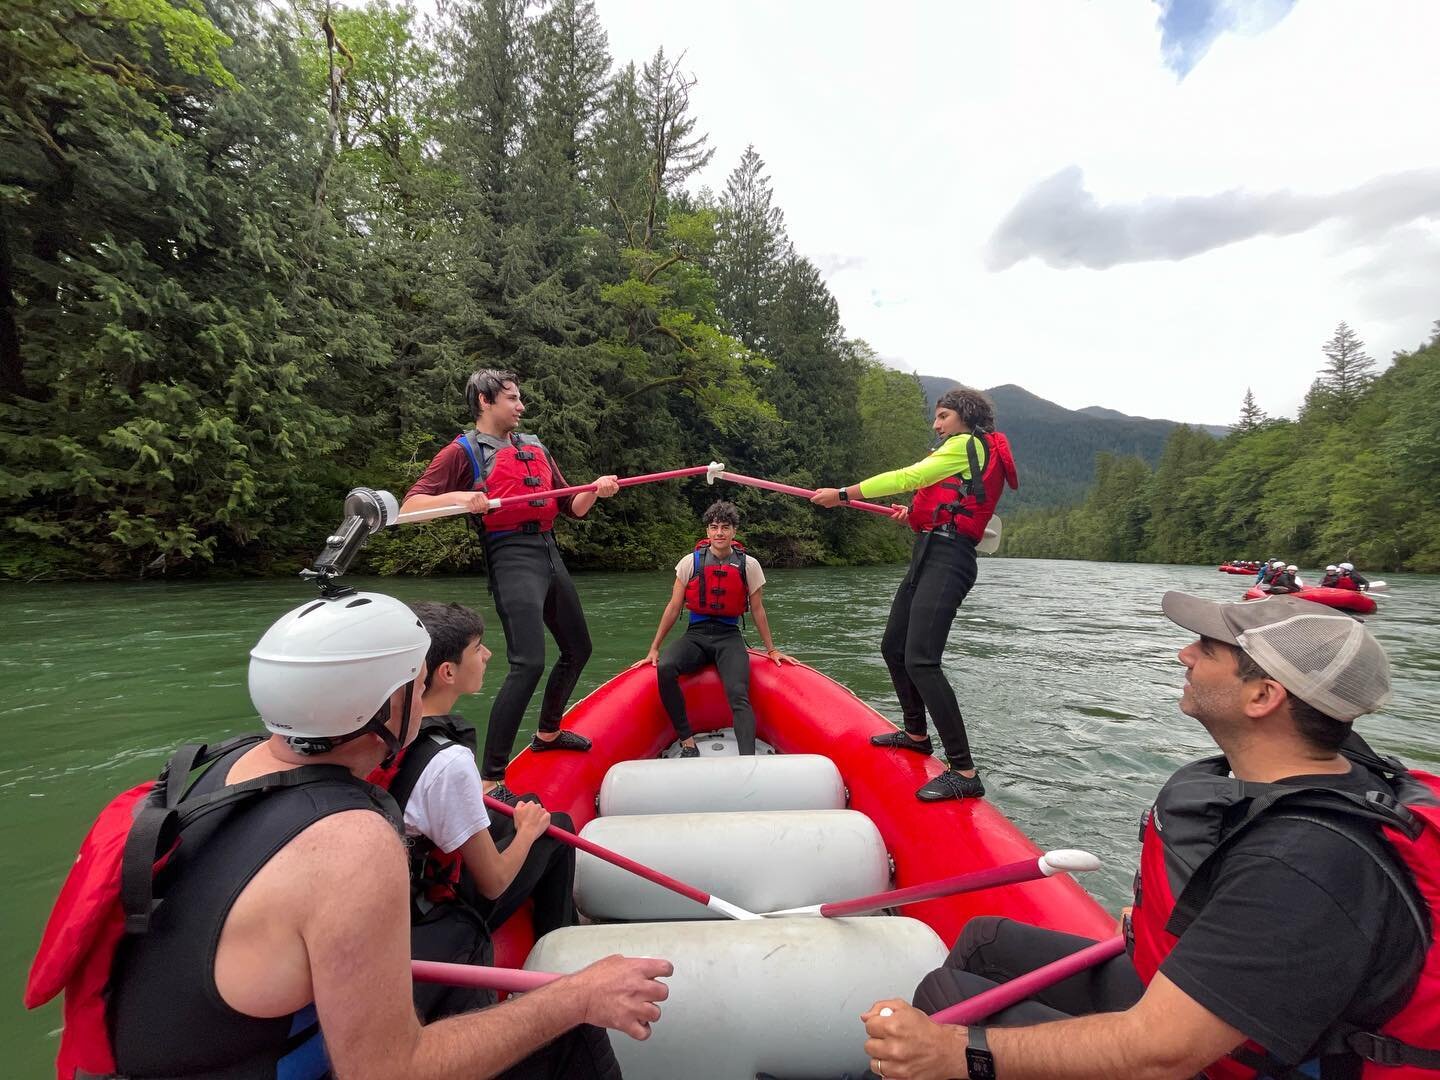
[591,0,1440,424]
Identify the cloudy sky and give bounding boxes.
[593,0,1440,426]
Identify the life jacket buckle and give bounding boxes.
[515,450,535,461]
[523,476,542,487]
[1347,1031,1406,1066]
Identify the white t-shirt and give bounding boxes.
[403,742,491,855]
[674,549,766,592]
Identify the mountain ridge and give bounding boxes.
[914,375,1231,511]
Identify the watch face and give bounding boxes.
[966,1047,998,1080]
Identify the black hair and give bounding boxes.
[409,601,486,692]
[465,369,520,422]
[702,500,741,527]
[1231,645,1351,753]
[935,386,995,433]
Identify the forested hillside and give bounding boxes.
[1,0,934,580]
[1003,323,1440,572]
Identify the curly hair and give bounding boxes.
[701,500,741,527]
[935,386,995,432]
[466,369,520,421]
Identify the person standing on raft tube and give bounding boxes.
[812,386,1018,802]
[401,370,619,804]
[860,594,1437,1080]
[636,500,794,757]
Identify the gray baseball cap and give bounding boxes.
[1162,592,1391,722]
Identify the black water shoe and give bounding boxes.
[915,770,985,802]
[869,730,934,755]
[678,744,701,759]
[529,730,593,753]
[485,782,522,807]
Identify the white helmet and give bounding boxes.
[249,593,429,740]
[1339,562,1354,572]
[1287,565,1298,572]
[1325,565,1338,572]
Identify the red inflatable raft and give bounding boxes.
[1242,585,1377,615]
[493,656,1112,967]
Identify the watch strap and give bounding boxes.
[965,1025,996,1079]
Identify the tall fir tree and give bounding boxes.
[1237,388,1265,432]
[1317,321,1377,420]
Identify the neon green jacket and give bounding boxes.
[857,434,988,500]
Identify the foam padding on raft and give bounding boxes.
[598,754,845,816]
[527,917,948,1080]
[575,809,888,921]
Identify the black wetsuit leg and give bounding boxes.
[912,916,1143,1025]
[881,531,979,769]
[657,628,711,741]
[477,804,578,939]
[482,534,592,780]
[537,537,592,733]
[705,623,757,755]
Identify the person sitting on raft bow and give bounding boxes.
[635,500,794,757]
[1320,564,1341,588]
[860,592,1437,1080]
[367,601,581,1024]
[401,369,619,807]
[27,591,670,1080]
[812,385,1017,803]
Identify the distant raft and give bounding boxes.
[1242,585,1377,615]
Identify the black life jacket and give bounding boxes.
[28,737,398,1080]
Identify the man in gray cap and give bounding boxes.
[859,593,1436,1080]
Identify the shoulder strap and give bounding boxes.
[457,431,493,489]
[121,755,396,934]
[387,729,456,816]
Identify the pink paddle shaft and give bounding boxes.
[821,857,1051,917]
[719,471,898,517]
[931,934,1127,1025]
[483,793,713,909]
[488,464,713,510]
[412,959,559,993]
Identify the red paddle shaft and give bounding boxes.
[482,794,759,920]
[717,471,898,517]
[412,960,559,993]
[931,934,1127,1025]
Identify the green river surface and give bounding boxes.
[5,558,1438,1074]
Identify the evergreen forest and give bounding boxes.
[5,0,1436,581]
[1,0,935,580]
[1004,323,1440,573]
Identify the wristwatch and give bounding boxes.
[838,487,850,503]
[965,1025,996,1079]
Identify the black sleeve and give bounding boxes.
[1160,847,1383,1063]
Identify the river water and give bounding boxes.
[4,559,1437,1073]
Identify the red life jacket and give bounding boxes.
[25,738,396,1080]
[683,540,750,624]
[454,430,561,534]
[1334,574,1361,591]
[906,431,1018,539]
[366,714,480,911]
[1130,742,1440,1078]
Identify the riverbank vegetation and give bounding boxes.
[1005,323,1440,572]
[1,0,933,580]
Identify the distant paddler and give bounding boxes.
[811,385,1017,802]
[400,369,618,805]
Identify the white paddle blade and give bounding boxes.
[707,896,763,921]
[1038,849,1102,876]
[759,905,823,918]
[978,515,1003,555]
[394,502,470,525]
